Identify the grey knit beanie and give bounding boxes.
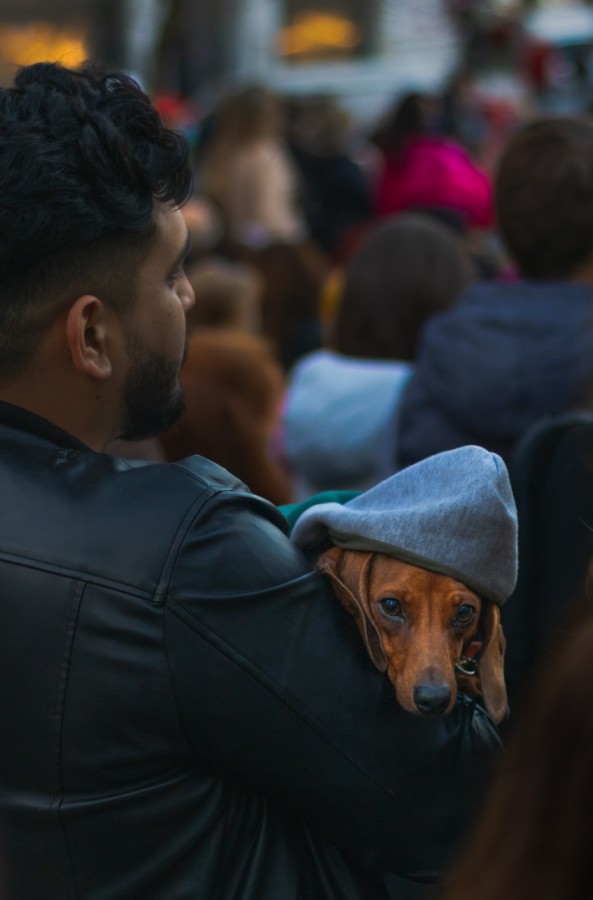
[290,446,518,606]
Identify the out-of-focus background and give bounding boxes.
[8,0,593,515]
[2,1,593,152]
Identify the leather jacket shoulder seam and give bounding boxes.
[0,550,154,599]
[154,485,241,602]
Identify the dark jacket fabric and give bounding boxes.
[503,413,593,713]
[0,402,500,900]
[396,280,593,469]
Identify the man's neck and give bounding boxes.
[0,400,90,450]
[0,383,116,452]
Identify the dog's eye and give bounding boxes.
[453,604,476,626]
[380,598,403,619]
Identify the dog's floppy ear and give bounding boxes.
[478,602,508,725]
[316,546,387,672]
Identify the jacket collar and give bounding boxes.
[0,401,90,452]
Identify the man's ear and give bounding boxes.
[65,295,114,380]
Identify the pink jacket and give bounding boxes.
[374,135,494,230]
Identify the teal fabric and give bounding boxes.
[279,491,359,534]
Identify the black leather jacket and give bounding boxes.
[0,403,500,900]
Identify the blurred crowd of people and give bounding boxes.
[127,76,593,897]
[138,79,516,507]
[143,80,506,499]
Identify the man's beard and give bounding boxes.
[117,336,186,442]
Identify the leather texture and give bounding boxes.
[0,403,501,899]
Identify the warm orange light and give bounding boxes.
[278,12,359,58]
[0,22,88,70]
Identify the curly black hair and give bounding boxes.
[0,61,193,375]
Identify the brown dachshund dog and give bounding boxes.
[317,546,507,724]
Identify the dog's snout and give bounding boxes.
[413,683,451,716]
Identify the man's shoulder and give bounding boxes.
[113,453,291,543]
[1,441,294,592]
[106,453,279,534]
[140,453,248,493]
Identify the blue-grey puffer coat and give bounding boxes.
[396,280,593,468]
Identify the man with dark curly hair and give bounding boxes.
[0,62,499,900]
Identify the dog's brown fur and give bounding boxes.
[317,547,507,724]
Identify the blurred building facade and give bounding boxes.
[0,0,464,117]
[157,0,462,123]
[0,1,592,121]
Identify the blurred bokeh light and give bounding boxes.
[0,21,88,82]
[278,12,360,61]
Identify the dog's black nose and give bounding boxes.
[414,684,451,715]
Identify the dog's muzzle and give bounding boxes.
[413,683,452,715]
